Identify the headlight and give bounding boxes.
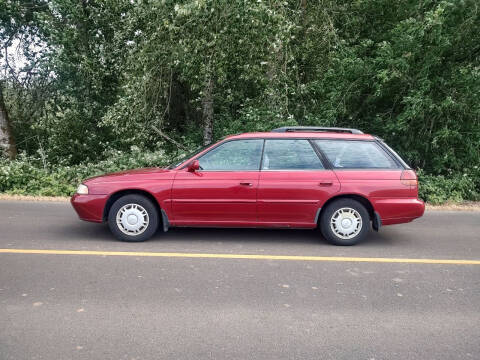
[76,184,89,195]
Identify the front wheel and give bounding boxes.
[108,194,159,242]
[320,199,370,246]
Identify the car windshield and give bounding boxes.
[166,143,212,169]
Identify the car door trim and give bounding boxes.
[172,199,257,203]
[258,199,319,204]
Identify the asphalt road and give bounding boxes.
[0,201,479,360]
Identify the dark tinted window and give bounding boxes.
[315,140,399,169]
[262,139,324,170]
[198,139,263,170]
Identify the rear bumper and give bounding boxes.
[71,194,108,223]
[372,198,425,225]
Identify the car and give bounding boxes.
[71,127,425,245]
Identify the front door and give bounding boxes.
[171,139,263,226]
[257,139,340,226]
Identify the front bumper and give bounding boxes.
[71,193,109,223]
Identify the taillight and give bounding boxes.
[401,170,418,187]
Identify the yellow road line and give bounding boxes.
[0,248,479,265]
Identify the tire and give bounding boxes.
[320,198,370,246]
[107,194,159,242]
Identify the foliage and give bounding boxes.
[0,151,478,204]
[0,149,170,196]
[417,169,480,204]
[0,0,479,200]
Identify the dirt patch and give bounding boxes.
[0,194,70,202]
[425,202,480,212]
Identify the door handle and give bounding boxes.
[240,182,253,186]
[319,181,333,187]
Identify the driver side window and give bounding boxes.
[198,139,263,171]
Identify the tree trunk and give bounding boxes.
[300,0,307,26]
[300,0,307,12]
[0,84,17,159]
[202,72,214,145]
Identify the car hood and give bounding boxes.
[84,167,173,184]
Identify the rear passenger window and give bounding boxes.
[262,139,324,170]
[314,140,399,169]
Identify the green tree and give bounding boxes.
[0,0,478,181]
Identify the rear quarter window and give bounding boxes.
[314,140,400,169]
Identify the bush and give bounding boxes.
[0,148,170,197]
[417,169,480,205]
[1,152,479,204]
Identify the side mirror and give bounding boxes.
[187,160,200,172]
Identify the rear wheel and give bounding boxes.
[108,194,159,242]
[320,198,370,246]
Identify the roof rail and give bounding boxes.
[271,126,364,134]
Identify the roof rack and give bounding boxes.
[271,126,364,134]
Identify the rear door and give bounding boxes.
[171,139,263,225]
[257,139,340,227]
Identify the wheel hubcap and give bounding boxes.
[127,214,138,225]
[330,207,362,239]
[116,204,149,236]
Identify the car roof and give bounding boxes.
[224,131,375,141]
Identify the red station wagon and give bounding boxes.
[71,127,425,245]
